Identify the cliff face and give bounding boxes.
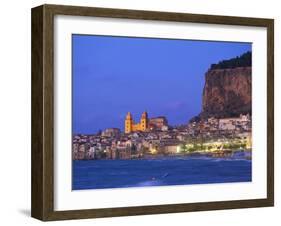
[200,67,251,118]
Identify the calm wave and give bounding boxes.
[72,157,252,190]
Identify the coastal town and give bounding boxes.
[72,111,252,160]
[73,51,253,161]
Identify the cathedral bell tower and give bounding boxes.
[140,111,148,131]
[125,112,133,133]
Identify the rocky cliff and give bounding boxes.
[199,66,251,119]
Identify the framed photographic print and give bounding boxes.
[31,4,274,221]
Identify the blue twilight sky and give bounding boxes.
[72,35,251,134]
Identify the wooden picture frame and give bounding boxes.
[31,4,274,221]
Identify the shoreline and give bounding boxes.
[74,149,252,161]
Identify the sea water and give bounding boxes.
[72,157,252,190]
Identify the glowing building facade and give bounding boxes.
[125,111,148,133]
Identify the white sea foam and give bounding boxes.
[136,180,163,187]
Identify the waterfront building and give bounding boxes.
[85,146,95,159]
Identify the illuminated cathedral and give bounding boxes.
[125,111,148,133]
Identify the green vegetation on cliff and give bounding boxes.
[210,51,252,70]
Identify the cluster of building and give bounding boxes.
[187,114,251,137]
[73,112,252,160]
